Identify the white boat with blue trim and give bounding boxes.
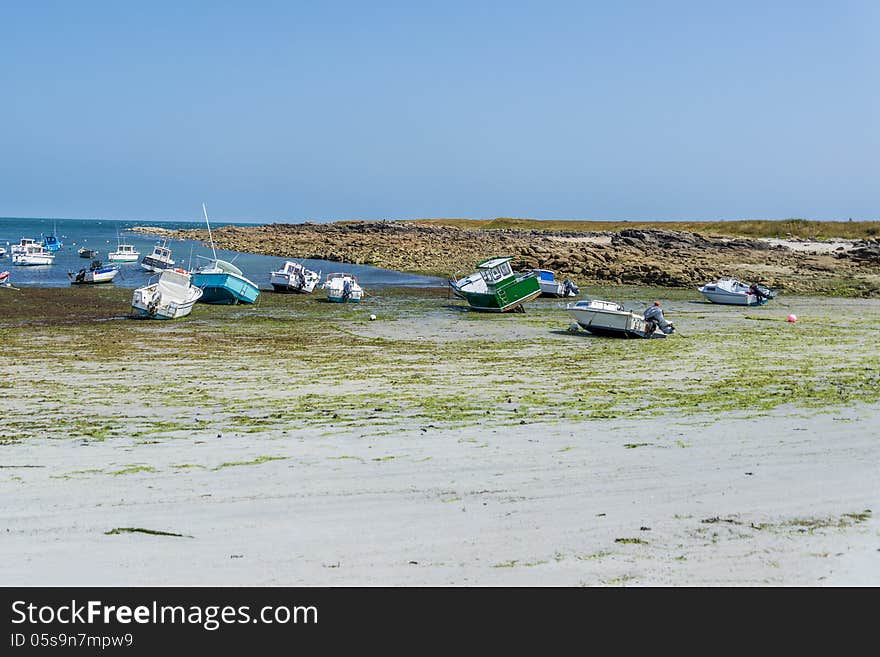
[697,278,776,306]
[132,269,203,319]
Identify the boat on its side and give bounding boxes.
[532,269,579,298]
[566,299,673,339]
[192,259,261,304]
[132,269,203,319]
[697,278,776,306]
[12,244,55,266]
[68,260,119,285]
[322,273,363,302]
[450,257,541,312]
[270,261,321,293]
[108,243,140,263]
[140,242,176,273]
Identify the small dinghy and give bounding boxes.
[698,278,776,306]
[270,260,321,293]
[0,271,9,287]
[78,247,98,259]
[531,269,579,298]
[322,272,363,302]
[68,260,119,285]
[566,299,674,339]
[132,269,203,319]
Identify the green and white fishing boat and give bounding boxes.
[449,257,542,312]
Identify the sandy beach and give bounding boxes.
[1,285,878,585]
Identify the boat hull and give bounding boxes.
[191,271,260,305]
[458,277,542,312]
[131,300,198,320]
[12,254,54,266]
[140,257,175,273]
[108,254,139,263]
[698,289,761,306]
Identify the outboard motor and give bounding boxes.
[644,303,675,335]
[562,279,579,297]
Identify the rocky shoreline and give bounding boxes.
[133,221,880,296]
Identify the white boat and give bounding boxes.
[566,299,673,339]
[697,278,776,306]
[270,260,321,293]
[12,244,55,266]
[132,269,203,319]
[0,247,6,258]
[10,238,39,256]
[322,272,363,302]
[531,269,579,298]
[140,241,175,272]
[68,260,120,285]
[108,243,140,263]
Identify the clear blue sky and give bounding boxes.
[1,1,877,223]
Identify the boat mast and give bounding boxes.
[202,203,219,261]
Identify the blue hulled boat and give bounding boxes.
[190,203,260,305]
[192,259,260,305]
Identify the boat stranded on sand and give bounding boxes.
[322,272,363,302]
[270,260,321,293]
[132,269,203,319]
[531,269,579,298]
[450,257,542,312]
[190,204,260,305]
[698,277,776,306]
[68,260,119,285]
[567,299,675,339]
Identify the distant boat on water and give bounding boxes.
[12,244,55,266]
[42,224,63,253]
[78,246,98,259]
[68,260,119,285]
[190,204,260,305]
[140,241,176,273]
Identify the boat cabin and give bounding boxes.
[149,245,172,260]
[476,257,515,287]
[533,269,557,282]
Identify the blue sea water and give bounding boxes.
[0,217,445,289]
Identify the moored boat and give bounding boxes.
[322,272,363,302]
[10,238,39,256]
[697,278,776,306]
[270,260,321,293]
[12,244,55,266]
[132,269,203,319]
[0,271,9,286]
[450,257,541,312]
[42,232,62,253]
[78,246,98,259]
[68,260,120,285]
[140,241,176,273]
[531,269,579,298]
[108,243,140,263]
[566,299,674,338]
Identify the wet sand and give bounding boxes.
[1,287,878,585]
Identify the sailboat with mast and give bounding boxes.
[190,204,260,305]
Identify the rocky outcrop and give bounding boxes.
[132,222,880,297]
